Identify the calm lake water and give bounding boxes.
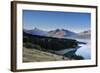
[55,38,91,59]
[75,38,91,59]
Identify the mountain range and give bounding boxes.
[23,28,91,39]
[47,29,77,38]
[75,30,91,39]
[24,28,47,36]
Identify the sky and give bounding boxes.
[23,10,91,33]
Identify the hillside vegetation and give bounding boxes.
[23,31,78,51]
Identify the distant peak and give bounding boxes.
[34,27,38,29]
[33,27,41,31]
[61,28,64,30]
[81,30,91,33]
[55,29,60,31]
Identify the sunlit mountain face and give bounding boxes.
[24,28,77,38]
[47,29,77,38]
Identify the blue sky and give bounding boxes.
[23,10,91,33]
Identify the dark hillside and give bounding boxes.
[23,31,78,51]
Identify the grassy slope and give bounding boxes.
[23,47,70,62]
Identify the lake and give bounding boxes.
[75,38,91,59]
[55,38,91,59]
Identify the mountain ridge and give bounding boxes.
[23,27,90,39]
